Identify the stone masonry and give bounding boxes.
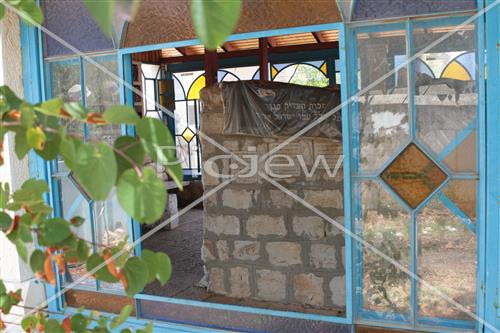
[199,85,346,312]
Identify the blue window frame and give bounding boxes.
[347,14,486,331]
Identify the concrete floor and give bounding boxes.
[143,208,206,299]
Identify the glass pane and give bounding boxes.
[417,197,476,320]
[273,64,329,87]
[357,180,411,318]
[144,79,157,111]
[59,176,94,288]
[413,25,477,171]
[355,30,409,173]
[43,0,114,58]
[443,180,477,221]
[83,55,122,143]
[352,0,476,21]
[94,190,129,291]
[48,59,84,137]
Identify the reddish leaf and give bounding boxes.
[7,215,19,234]
[103,249,121,279]
[44,253,56,286]
[59,108,71,117]
[9,291,22,302]
[6,110,21,121]
[0,315,6,331]
[54,253,65,273]
[61,317,71,333]
[86,112,106,124]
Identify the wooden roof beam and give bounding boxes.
[160,41,339,64]
[175,47,188,56]
[267,36,278,47]
[221,42,236,52]
[312,32,326,43]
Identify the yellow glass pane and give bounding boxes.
[320,62,327,75]
[187,75,206,100]
[271,66,278,79]
[181,127,195,143]
[441,61,471,81]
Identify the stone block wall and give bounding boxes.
[199,86,346,312]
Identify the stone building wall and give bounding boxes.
[199,85,346,312]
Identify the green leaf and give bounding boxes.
[103,106,140,125]
[123,257,149,296]
[156,252,172,286]
[19,103,35,128]
[97,316,109,328]
[70,313,88,333]
[13,238,28,262]
[63,102,87,120]
[165,159,184,191]
[110,304,133,329]
[60,136,83,170]
[66,239,90,263]
[30,249,46,273]
[190,0,242,50]
[0,280,5,294]
[86,253,119,283]
[136,117,176,165]
[108,245,128,269]
[16,0,44,26]
[14,129,30,159]
[74,143,117,201]
[0,211,11,230]
[35,129,61,160]
[117,167,166,224]
[44,319,65,333]
[120,329,133,333]
[82,0,114,37]
[145,322,154,333]
[39,218,71,245]
[0,4,5,21]
[34,98,64,117]
[21,315,37,332]
[26,127,46,150]
[140,249,158,284]
[0,294,11,313]
[12,179,48,203]
[0,182,10,209]
[114,136,145,180]
[0,86,23,113]
[17,221,32,242]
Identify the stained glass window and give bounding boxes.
[271,61,329,87]
[172,66,260,177]
[141,64,162,119]
[351,20,479,325]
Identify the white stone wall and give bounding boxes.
[199,86,346,312]
[0,10,46,329]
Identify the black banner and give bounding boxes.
[221,81,342,139]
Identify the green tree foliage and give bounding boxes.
[0,0,241,331]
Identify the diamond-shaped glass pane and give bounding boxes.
[381,143,446,209]
[181,127,196,143]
